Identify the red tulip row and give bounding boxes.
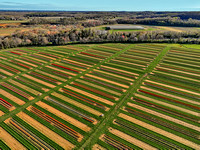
[138,89,200,110]
[0,98,13,109]
[10,60,32,69]
[0,63,20,73]
[30,106,80,140]
[62,88,106,110]
[0,82,32,100]
[73,82,116,100]
[52,64,80,73]
[80,52,105,59]
[10,51,22,55]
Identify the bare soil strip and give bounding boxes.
[0,110,4,116]
[113,59,146,68]
[86,74,129,89]
[8,79,40,96]
[108,127,157,150]
[36,53,56,60]
[51,92,102,116]
[65,85,114,106]
[92,144,107,150]
[141,86,200,106]
[26,56,46,63]
[101,65,139,76]
[36,101,91,132]
[135,94,199,117]
[145,80,200,96]
[94,69,134,81]
[0,69,13,76]
[63,58,92,67]
[0,89,25,105]
[15,59,37,67]
[127,102,200,132]
[17,112,75,150]
[0,126,26,150]
[119,113,200,150]
[23,74,55,88]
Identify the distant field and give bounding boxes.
[0,43,199,150]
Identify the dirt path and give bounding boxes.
[17,112,75,150]
[65,85,114,106]
[159,26,182,32]
[127,102,200,132]
[36,101,91,132]
[23,74,55,88]
[51,92,102,116]
[0,89,25,105]
[141,86,200,106]
[0,126,26,150]
[135,94,199,117]
[108,127,157,150]
[145,80,200,96]
[119,113,200,150]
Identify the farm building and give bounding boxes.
[106,25,144,30]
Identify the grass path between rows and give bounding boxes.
[78,45,171,149]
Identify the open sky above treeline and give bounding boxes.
[0,0,200,11]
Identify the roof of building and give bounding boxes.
[106,25,144,30]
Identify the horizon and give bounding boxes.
[0,0,200,11]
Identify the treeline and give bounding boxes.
[1,28,200,49]
[117,17,200,27]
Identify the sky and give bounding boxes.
[0,0,200,11]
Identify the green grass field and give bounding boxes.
[0,43,199,150]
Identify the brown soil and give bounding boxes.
[0,127,26,150]
[17,112,75,150]
[36,101,91,132]
[92,144,107,150]
[118,113,200,150]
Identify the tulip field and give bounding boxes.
[0,43,199,150]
